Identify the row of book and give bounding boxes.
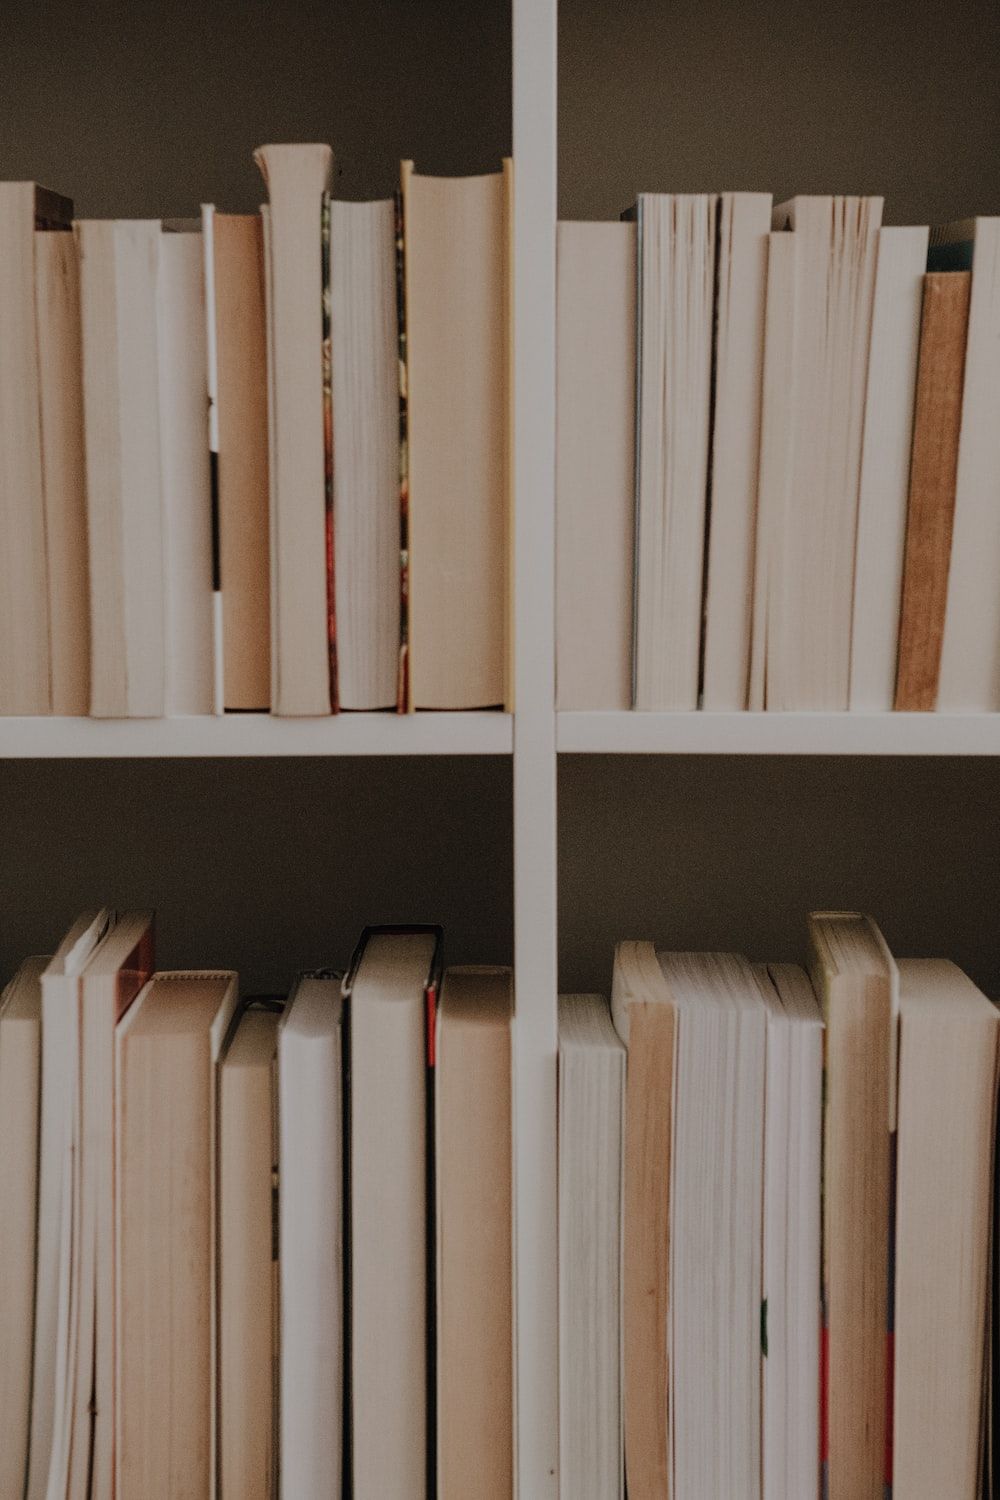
[0,918,514,1500]
[557,196,1000,713]
[0,147,510,719]
[558,914,997,1500]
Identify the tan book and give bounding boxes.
[219,1004,280,1500]
[35,231,90,715]
[403,161,510,709]
[209,210,271,711]
[892,960,998,1500]
[894,272,972,711]
[254,144,333,716]
[436,966,514,1500]
[0,956,47,1500]
[115,972,238,1500]
[0,182,72,714]
[808,912,897,1500]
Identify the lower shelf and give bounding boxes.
[557,711,1000,755]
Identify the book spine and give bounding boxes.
[322,193,339,712]
[395,188,410,713]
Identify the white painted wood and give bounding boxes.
[0,712,512,758]
[558,711,1000,756]
[512,0,560,1496]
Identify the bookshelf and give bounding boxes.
[557,711,1000,756]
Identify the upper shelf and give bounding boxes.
[557,711,1000,756]
[0,713,512,758]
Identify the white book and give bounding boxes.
[933,218,1000,710]
[850,226,929,711]
[701,192,772,711]
[555,221,636,711]
[200,203,225,715]
[278,973,343,1500]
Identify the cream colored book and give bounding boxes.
[0,182,72,714]
[437,966,514,1500]
[555,221,635,711]
[254,143,333,716]
[220,1003,280,1500]
[115,972,238,1500]
[77,219,166,718]
[892,959,998,1500]
[403,161,510,709]
[35,230,90,715]
[0,956,47,1500]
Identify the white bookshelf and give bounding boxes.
[558,711,1000,756]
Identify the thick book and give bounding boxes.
[808,911,897,1500]
[557,993,625,1500]
[115,971,238,1500]
[0,956,46,1500]
[254,143,334,716]
[894,272,971,711]
[631,193,717,711]
[220,1001,281,1500]
[77,220,166,718]
[0,181,73,715]
[278,972,344,1499]
[555,221,636,711]
[892,960,998,1500]
[403,162,510,709]
[850,226,929,711]
[344,926,441,1499]
[931,217,1000,710]
[331,198,401,710]
[205,208,271,711]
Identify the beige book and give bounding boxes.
[437,967,514,1500]
[77,219,165,718]
[808,912,897,1500]
[893,959,998,1500]
[0,182,72,714]
[219,1005,280,1500]
[35,231,90,715]
[254,143,333,716]
[403,161,510,709]
[115,972,238,1500]
[0,956,47,1500]
[555,221,635,711]
[209,210,270,711]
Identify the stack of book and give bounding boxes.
[0,147,511,720]
[558,913,998,1500]
[557,197,1000,713]
[0,919,514,1500]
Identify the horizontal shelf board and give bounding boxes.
[558,711,1000,756]
[0,712,512,759]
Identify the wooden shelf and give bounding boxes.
[557,711,1000,756]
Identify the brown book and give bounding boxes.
[894,272,971,710]
[211,212,271,711]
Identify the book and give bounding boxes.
[632,193,717,711]
[931,218,1000,710]
[77,219,165,718]
[35,229,90,716]
[849,226,929,712]
[403,162,510,709]
[557,993,625,1500]
[701,192,772,711]
[115,971,238,1500]
[0,956,46,1500]
[205,209,271,711]
[330,198,401,710]
[756,963,823,1500]
[555,220,636,711]
[254,143,334,716]
[278,972,344,1500]
[892,959,998,1499]
[219,1001,281,1500]
[345,926,441,1498]
[808,911,897,1500]
[436,966,514,1500]
[0,181,73,715]
[894,272,971,711]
